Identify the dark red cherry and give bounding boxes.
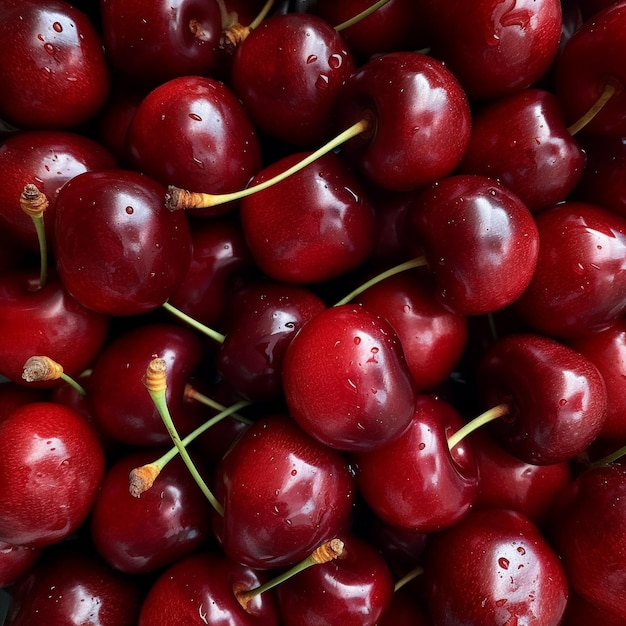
[88,323,206,447]
[0,542,41,588]
[548,464,626,621]
[0,0,110,129]
[419,0,563,100]
[230,13,355,146]
[561,590,626,626]
[477,333,607,465]
[100,0,223,85]
[356,272,468,392]
[512,201,626,337]
[54,169,192,316]
[90,449,213,575]
[352,394,478,532]
[239,152,376,284]
[335,51,471,192]
[458,88,585,212]
[0,401,105,548]
[5,547,142,626]
[0,269,109,387]
[138,551,279,626]
[282,304,416,452]
[217,281,327,402]
[212,414,355,570]
[126,75,261,217]
[0,130,117,252]
[276,533,394,626]
[407,174,539,316]
[425,508,568,625]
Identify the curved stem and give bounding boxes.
[249,0,274,30]
[394,565,425,593]
[185,385,252,425]
[589,444,626,470]
[334,0,392,31]
[567,82,617,136]
[162,301,226,344]
[447,403,509,452]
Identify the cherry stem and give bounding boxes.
[184,384,253,425]
[165,118,370,211]
[447,402,510,452]
[589,444,626,470]
[334,0,392,31]
[21,356,87,397]
[567,82,617,136]
[235,538,345,611]
[333,256,428,307]
[215,0,238,29]
[161,301,226,344]
[129,396,251,498]
[249,0,275,30]
[143,358,224,516]
[20,184,48,289]
[393,565,425,593]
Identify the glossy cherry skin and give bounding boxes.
[138,551,279,626]
[425,508,568,626]
[0,401,105,548]
[90,449,213,575]
[335,51,471,192]
[419,0,562,100]
[88,323,206,447]
[126,75,261,216]
[230,13,355,146]
[217,281,327,402]
[471,431,571,526]
[477,333,607,465]
[0,542,41,588]
[0,269,109,387]
[352,394,478,532]
[458,89,585,212]
[407,174,539,316]
[5,548,143,626]
[512,201,626,337]
[0,0,110,129]
[100,0,223,85]
[356,272,468,392]
[276,533,394,626]
[548,465,626,621]
[239,152,376,283]
[282,303,416,452]
[212,414,355,570]
[0,130,117,252]
[54,169,192,316]
[556,2,626,136]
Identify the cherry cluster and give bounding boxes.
[0,0,625,624]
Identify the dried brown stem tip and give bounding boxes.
[20,184,49,217]
[311,538,345,564]
[220,22,250,53]
[129,464,160,498]
[143,357,167,393]
[22,355,63,383]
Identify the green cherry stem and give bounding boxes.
[161,301,226,344]
[567,82,617,136]
[143,358,224,516]
[334,0,392,31]
[21,356,87,397]
[589,444,626,470]
[184,384,253,425]
[393,565,425,593]
[20,183,49,289]
[447,403,510,452]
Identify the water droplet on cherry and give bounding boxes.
[498,557,510,569]
[52,21,63,32]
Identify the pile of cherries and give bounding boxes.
[1,0,626,623]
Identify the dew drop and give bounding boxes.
[328,53,343,69]
[495,598,508,607]
[125,206,134,215]
[52,21,63,32]
[517,546,526,555]
[43,42,55,55]
[188,113,202,121]
[290,469,297,476]
[306,54,317,64]
[558,398,567,407]
[37,33,44,41]
[418,442,426,450]
[354,336,361,345]
[498,557,510,570]
[315,74,330,90]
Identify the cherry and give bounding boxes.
[5,546,143,626]
[407,174,539,316]
[90,448,213,575]
[230,12,355,146]
[282,303,416,452]
[100,0,223,86]
[352,393,478,532]
[512,201,626,338]
[0,0,110,129]
[212,413,355,570]
[425,508,568,625]
[458,88,585,212]
[0,130,117,252]
[355,272,468,392]
[126,75,262,217]
[138,550,279,626]
[239,152,376,284]
[53,169,192,316]
[477,333,607,465]
[0,401,105,548]
[548,464,626,621]
[335,51,471,192]
[561,590,626,626]
[419,0,563,100]
[276,533,394,626]
[0,542,41,588]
